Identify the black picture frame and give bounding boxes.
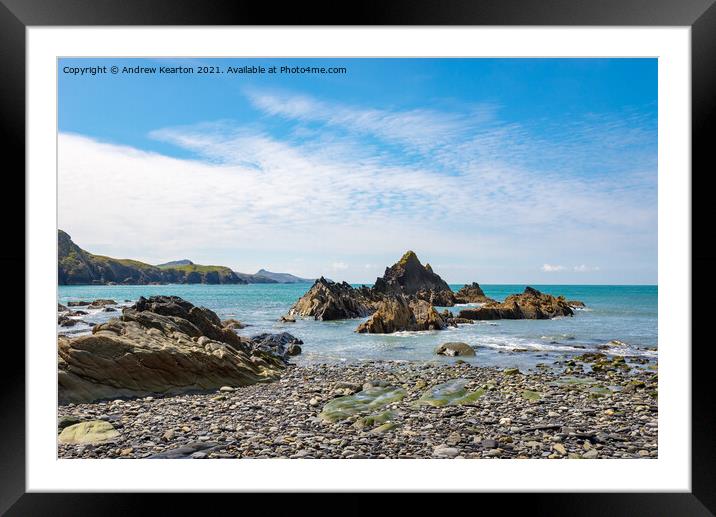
[1,0,713,514]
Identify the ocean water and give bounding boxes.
[58,284,657,372]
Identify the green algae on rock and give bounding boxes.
[521,389,542,402]
[58,420,120,444]
[353,410,395,430]
[319,386,406,422]
[416,379,486,407]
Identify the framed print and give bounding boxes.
[2,0,714,513]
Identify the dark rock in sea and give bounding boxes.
[58,295,285,404]
[458,287,573,320]
[248,332,304,361]
[447,317,475,325]
[58,303,69,312]
[355,296,446,334]
[222,318,246,330]
[567,300,586,308]
[435,342,476,357]
[372,251,454,304]
[89,299,117,307]
[102,307,117,312]
[58,315,79,327]
[68,301,91,307]
[286,277,373,320]
[454,282,495,304]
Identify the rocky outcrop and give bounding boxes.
[458,287,574,320]
[355,297,446,334]
[372,251,453,302]
[286,277,374,320]
[58,229,247,285]
[58,296,285,404]
[454,283,494,304]
[567,300,586,308]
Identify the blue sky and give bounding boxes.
[58,58,657,284]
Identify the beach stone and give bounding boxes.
[433,446,459,458]
[434,342,476,357]
[446,431,462,446]
[58,420,120,444]
[582,449,599,459]
[58,415,82,430]
[553,443,567,455]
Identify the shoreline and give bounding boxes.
[58,360,658,459]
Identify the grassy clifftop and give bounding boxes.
[58,230,246,285]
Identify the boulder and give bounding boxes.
[58,420,120,444]
[248,332,304,360]
[458,287,573,320]
[58,296,284,404]
[567,300,586,308]
[286,277,373,320]
[454,282,495,304]
[67,301,91,307]
[355,297,445,334]
[435,342,476,357]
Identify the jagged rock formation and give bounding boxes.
[355,297,446,334]
[372,251,453,302]
[58,296,285,404]
[58,230,246,285]
[286,277,375,320]
[454,282,495,304]
[458,287,574,320]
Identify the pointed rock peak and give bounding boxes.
[425,263,433,273]
[524,286,542,297]
[397,250,421,267]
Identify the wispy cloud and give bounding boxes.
[542,264,566,272]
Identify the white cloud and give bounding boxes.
[573,264,600,272]
[330,261,349,271]
[542,264,566,272]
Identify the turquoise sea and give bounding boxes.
[58,284,657,371]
